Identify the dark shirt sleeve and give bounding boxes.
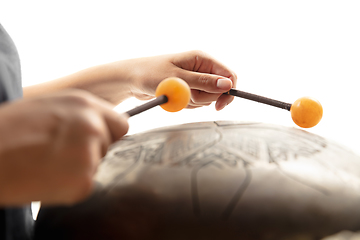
[0,24,22,101]
[0,24,34,240]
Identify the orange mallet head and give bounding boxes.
[227,89,323,128]
[126,77,191,117]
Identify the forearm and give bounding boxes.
[23,51,237,110]
[23,61,134,105]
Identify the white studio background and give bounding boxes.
[2,0,360,170]
[1,0,360,216]
[1,0,360,157]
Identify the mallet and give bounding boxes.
[125,77,323,128]
[125,77,191,117]
[226,89,323,128]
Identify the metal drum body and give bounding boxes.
[34,122,360,240]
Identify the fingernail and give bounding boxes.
[217,78,232,90]
[216,102,227,111]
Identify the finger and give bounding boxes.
[186,105,201,109]
[190,89,223,104]
[102,110,129,143]
[186,104,207,109]
[77,109,112,159]
[196,53,238,85]
[173,50,238,84]
[174,50,238,88]
[215,94,235,111]
[187,100,212,108]
[178,69,233,94]
[85,94,129,143]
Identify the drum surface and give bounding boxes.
[34,121,360,240]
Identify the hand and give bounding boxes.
[23,50,237,110]
[126,50,237,111]
[0,90,128,206]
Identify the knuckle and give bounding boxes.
[190,49,205,57]
[70,95,93,108]
[198,74,211,85]
[61,89,95,108]
[81,115,102,136]
[71,109,105,139]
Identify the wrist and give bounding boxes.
[110,58,153,99]
[75,62,135,104]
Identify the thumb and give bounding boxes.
[177,70,233,93]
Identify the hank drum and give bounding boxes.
[34,122,360,240]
